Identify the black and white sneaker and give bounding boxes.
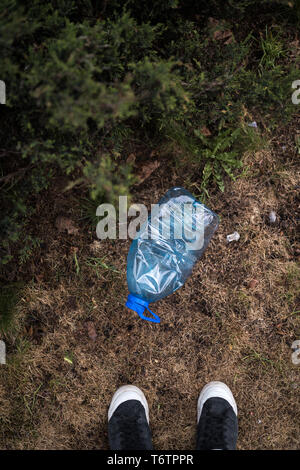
[108,385,153,450]
[196,381,238,450]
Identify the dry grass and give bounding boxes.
[0,122,299,450]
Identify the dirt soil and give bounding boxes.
[0,120,299,450]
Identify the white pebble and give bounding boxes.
[269,211,276,223]
[226,231,240,243]
[248,121,258,128]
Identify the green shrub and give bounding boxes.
[193,129,243,195]
[0,0,299,269]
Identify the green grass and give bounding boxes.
[281,264,300,305]
[23,383,42,417]
[259,26,286,71]
[85,256,121,278]
[73,252,80,276]
[0,283,24,333]
[194,128,243,195]
[80,195,106,228]
[242,349,277,368]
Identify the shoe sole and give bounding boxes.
[108,385,150,423]
[197,381,238,423]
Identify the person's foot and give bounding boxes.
[196,381,238,450]
[108,385,153,450]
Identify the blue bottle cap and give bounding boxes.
[126,294,160,323]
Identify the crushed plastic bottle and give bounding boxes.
[125,187,219,323]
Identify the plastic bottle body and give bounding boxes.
[126,187,219,314]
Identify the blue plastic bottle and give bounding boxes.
[126,187,219,323]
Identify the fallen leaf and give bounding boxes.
[290,39,299,49]
[200,126,212,137]
[208,17,234,44]
[208,17,219,28]
[35,273,44,283]
[135,160,160,185]
[214,29,233,43]
[126,153,136,164]
[86,321,97,341]
[89,240,102,254]
[55,216,79,235]
[276,326,285,335]
[248,279,258,289]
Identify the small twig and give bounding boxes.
[0,148,21,153]
[0,149,21,158]
[0,165,32,185]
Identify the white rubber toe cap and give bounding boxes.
[197,381,237,423]
[108,385,150,423]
